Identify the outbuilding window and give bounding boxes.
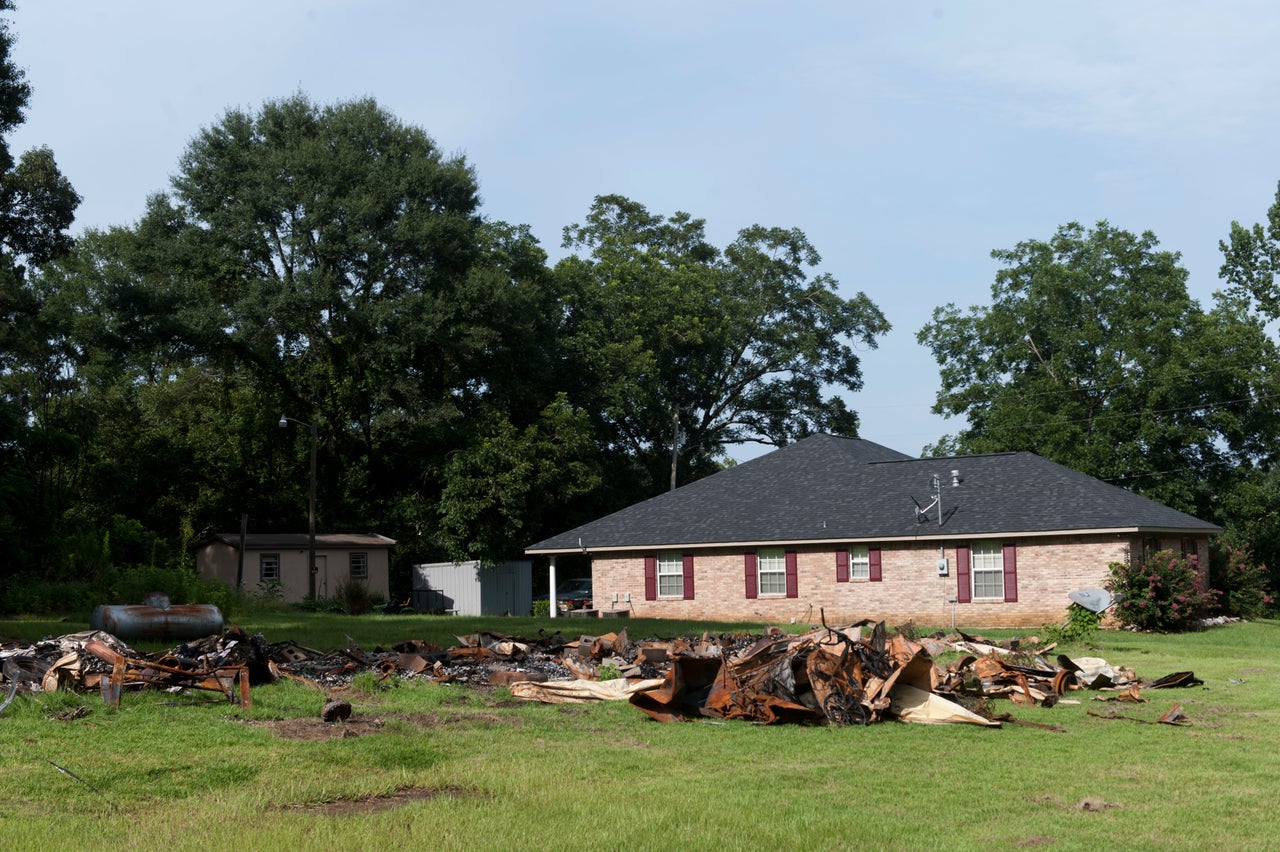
[349,551,368,580]
[259,553,280,581]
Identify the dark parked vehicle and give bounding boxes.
[533,578,593,612]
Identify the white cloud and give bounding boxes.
[929,2,1280,139]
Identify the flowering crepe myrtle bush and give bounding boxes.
[1210,543,1275,620]
[1106,549,1219,632]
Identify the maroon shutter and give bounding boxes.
[835,550,849,583]
[644,555,656,601]
[785,551,798,598]
[956,546,971,603]
[869,548,882,582]
[682,553,695,600]
[744,552,758,599]
[1003,543,1018,602]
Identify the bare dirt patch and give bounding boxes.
[1025,794,1121,813]
[299,785,486,816]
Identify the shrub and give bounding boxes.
[532,599,551,618]
[0,574,100,616]
[1040,603,1100,645]
[0,562,234,617]
[1210,543,1275,619]
[1106,549,1218,632]
[334,580,374,615]
[102,563,235,612]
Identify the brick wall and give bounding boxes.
[588,533,1190,628]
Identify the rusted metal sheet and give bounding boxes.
[630,656,723,723]
[1147,671,1203,689]
[84,640,250,708]
[627,617,1005,727]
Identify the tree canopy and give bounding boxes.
[1220,180,1280,319]
[0,0,81,578]
[918,221,1280,519]
[555,195,890,492]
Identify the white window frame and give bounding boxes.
[757,548,786,596]
[259,553,280,581]
[349,551,368,580]
[850,545,870,580]
[657,552,684,597]
[971,542,1003,600]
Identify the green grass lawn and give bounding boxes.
[2,614,1278,851]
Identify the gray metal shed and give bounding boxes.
[412,560,533,616]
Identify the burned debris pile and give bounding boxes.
[1,621,1203,727]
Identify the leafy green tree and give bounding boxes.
[436,394,600,562]
[918,221,1280,518]
[1220,180,1280,318]
[555,195,889,493]
[0,1,81,579]
[67,94,572,568]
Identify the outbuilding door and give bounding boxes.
[315,555,329,599]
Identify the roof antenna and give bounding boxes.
[912,471,959,526]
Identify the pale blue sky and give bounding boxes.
[9,2,1280,457]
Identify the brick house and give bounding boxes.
[194,532,395,603]
[526,434,1218,628]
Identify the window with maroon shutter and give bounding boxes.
[850,545,869,579]
[756,548,786,595]
[869,547,882,582]
[1002,543,1018,602]
[682,553,695,600]
[956,545,971,603]
[785,550,798,598]
[744,552,758,599]
[644,555,657,601]
[656,552,683,597]
[971,541,1004,599]
[835,549,849,583]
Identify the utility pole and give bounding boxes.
[669,408,680,491]
[236,513,248,590]
[279,415,318,601]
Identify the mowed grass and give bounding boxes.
[1,613,1278,851]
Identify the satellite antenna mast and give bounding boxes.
[912,470,961,526]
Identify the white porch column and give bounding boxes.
[548,555,558,619]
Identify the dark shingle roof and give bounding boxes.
[526,434,1218,553]
[201,533,396,550]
